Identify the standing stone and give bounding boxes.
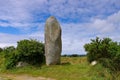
[45,16,62,65]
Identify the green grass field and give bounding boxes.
[0,57,119,80]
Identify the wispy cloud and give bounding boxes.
[0,0,120,25]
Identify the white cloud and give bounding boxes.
[89,19,115,33]
[61,11,120,54]
[0,32,44,48]
[0,0,32,22]
[0,43,17,48]
[90,11,120,33]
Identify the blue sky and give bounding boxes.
[0,0,120,55]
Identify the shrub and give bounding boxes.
[0,48,3,53]
[84,37,120,71]
[2,46,18,69]
[0,47,3,61]
[1,39,45,69]
[17,39,45,65]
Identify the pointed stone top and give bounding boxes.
[46,16,57,23]
[49,16,56,19]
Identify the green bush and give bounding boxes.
[0,48,3,53]
[17,39,45,65]
[2,46,18,69]
[0,47,3,60]
[1,39,45,69]
[84,37,120,71]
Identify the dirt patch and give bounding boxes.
[0,74,55,80]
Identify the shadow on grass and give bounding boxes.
[61,62,71,65]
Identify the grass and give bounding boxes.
[0,57,119,80]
